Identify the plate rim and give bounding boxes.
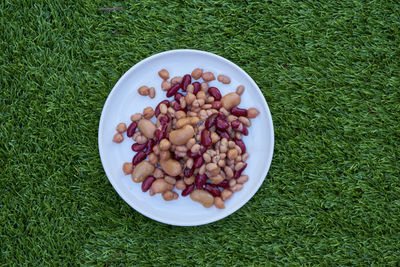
[98,49,274,226]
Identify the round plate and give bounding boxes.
[98,49,274,226]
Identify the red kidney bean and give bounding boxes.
[145,139,155,155]
[234,163,247,179]
[184,166,194,178]
[218,112,226,120]
[161,123,167,131]
[200,146,207,154]
[241,125,248,136]
[235,139,246,154]
[182,184,195,196]
[201,129,212,147]
[208,87,222,100]
[217,130,230,140]
[192,82,201,94]
[172,101,182,111]
[126,121,137,137]
[181,74,191,92]
[216,117,229,130]
[131,143,147,152]
[204,183,221,197]
[142,176,156,192]
[132,151,147,165]
[211,101,222,109]
[159,115,170,125]
[174,93,184,101]
[160,123,168,137]
[231,120,241,129]
[205,113,218,129]
[173,153,180,160]
[218,180,230,189]
[187,150,200,158]
[155,100,170,117]
[166,83,181,97]
[195,174,208,189]
[230,107,248,117]
[194,156,204,168]
[155,129,163,142]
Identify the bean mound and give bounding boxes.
[112,68,260,209]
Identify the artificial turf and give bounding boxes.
[1,0,400,265]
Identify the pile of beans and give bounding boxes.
[112,68,260,209]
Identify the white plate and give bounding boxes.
[98,49,274,226]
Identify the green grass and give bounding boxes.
[1,0,400,265]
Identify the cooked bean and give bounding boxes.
[195,173,208,189]
[138,85,150,96]
[130,113,142,121]
[190,189,214,208]
[113,133,124,143]
[237,175,249,184]
[160,158,182,177]
[161,80,172,91]
[153,168,164,179]
[201,82,208,92]
[175,110,186,120]
[138,119,156,138]
[191,68,203,79]
[165,176,177,185]
[166,83,181,97]
[186,138,196,150]
[122,162,133,175]
[155,100,170,117]
[214,197,225,209]
[176,179,186,190]
[142,176,156,192]
[185,93,196,105]
[202,72,215,82]
[231,184,243,192]
[231,107,248,117]
[126,121,138,137]
[186,84,194,93]
[184,176,195,186]
[151,179,172,194]
[234,139,246,154]
[227,149,238,160]
[221,189,233,200]
[158,69,170,80]
[247,107,260,118]
[176,117,200,128]
[182,183,195,196]
[148,153,158,165]
[116,123,127,133]
[181,74,191,92]
[204,183,221,197]
[201,129,212,147]
[211,101,222,110]
[210,174,224,185]
[169,125,194,145]
[221,92,241,110]
[162,190,176,201]
[171,76,183,84]
[149,87,155,98]
[236,85,245,95]
[132,161,155,183]
[132,151,147,165]
[217,74,231,84]
[143,107,155,119]
[208,87,221,101]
